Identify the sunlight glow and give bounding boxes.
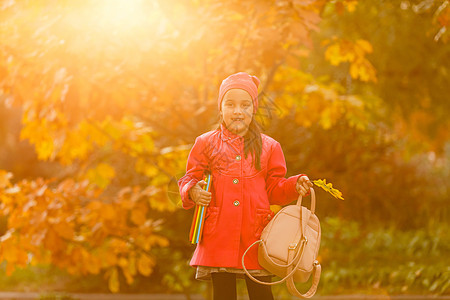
[93,0,148,30]
[80,0,167,38]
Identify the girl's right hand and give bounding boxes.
[189,180,212,206]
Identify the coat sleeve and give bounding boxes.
[178,135,209,210]
[265,142,305,205]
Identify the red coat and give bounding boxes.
[178,125,303,270]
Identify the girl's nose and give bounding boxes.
[233,107,242,114]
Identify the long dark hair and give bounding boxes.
[243,118,262,170]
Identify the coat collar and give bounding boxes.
[220,124,244,144]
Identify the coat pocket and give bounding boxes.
[255,208,274,238]
[203,206,219,236]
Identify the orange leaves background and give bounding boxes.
[0,172,166,291]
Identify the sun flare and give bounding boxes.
[72,0,167,38]
[92,0,149,30]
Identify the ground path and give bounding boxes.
[0,292,448,300]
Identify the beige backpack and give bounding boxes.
[242,188,321,298]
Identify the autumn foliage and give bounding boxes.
[0,170,166,292]
[0,0,449,294]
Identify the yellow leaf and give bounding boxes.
[137,253,154,276]
[345,0,358,12]
[122,267,134,285]
[356,39,373,53]
[324,44,343,66]
[128,254,137,276]
[36,139,55,161]
[135,158,159,177]
[20,119,56,161]
[120,254,136,285]
[313,179,344,200]
[86,163,116,189]
[270,205,282,214]
[102,118,122,140]
[80,120,109,146]
[118,257,128,268]
[59,130,93,164]
[324,39,377,83]
[108,267,120,293]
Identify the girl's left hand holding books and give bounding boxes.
[296,175,313,196]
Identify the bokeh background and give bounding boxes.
[0,0,449,298]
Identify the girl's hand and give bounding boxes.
[189,180,212,206]
[296,175,313,196]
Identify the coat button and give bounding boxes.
[233,200,240,206]
[236,155,241,161]
[233,178,239,184]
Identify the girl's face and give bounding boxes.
[221,88,254,137]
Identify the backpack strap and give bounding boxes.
[286,260,321,298]
[241,238,308,286]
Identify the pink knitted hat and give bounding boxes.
[218,72,260,112]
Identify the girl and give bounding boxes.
[178,72,312,300]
